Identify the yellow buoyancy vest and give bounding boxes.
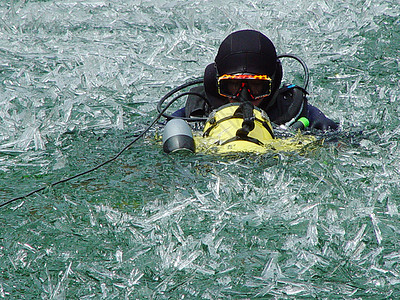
[199,103,274,153]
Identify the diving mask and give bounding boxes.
[217,74,272,100]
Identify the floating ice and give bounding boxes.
[1,0,400,298]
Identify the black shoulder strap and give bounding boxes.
[184,86,210,118]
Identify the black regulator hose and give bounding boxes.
[278,54,310,129]
[156,78,207,122]
[278,54,310,90]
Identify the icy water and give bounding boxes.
[1,0,400,298]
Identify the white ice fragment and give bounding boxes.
[284,285,306,295]
[329,73,359,79]
[192,188,210,204]
[177,250,202,271]
[21,243,36,253]
[218,267,236,275]
[11,201,25,211]
[326,208,338,223]
[299,203,320,215]
[100,283,108,299]
[51,261,72,299]
[344,224,366,255]
[353,242,366,261]
[116,250,123,263]
[307,221,318,246]
[88,206,97,227]
[53,149,66,170]
[63,195,77,206]
[0,283,7,298]
[115,106,124,130]
[193,265,215,275]
[387,200,399,217]
[216,276,231,286]
[377,191,389,203]
[171,226,185,244]
[113,283,126,289]
[15,126,45,150]
[261,253,281,280]
[166,30,186,55]
[103,108,114,118]
[359,139,373,149]
[208,175,220,199]
[128,268,143,286]
[371,265,388,274]
[146,198,195,223]
[14,249,28,267]
[370,213,382,245]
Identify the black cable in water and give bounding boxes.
[0,78,202,209]
[0,122,152,209]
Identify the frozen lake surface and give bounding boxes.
[1,0,400,298]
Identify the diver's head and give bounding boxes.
[214,30,281,107]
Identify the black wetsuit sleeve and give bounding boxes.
[267,85,338,131]
[307,104,339,131]
[266,85,308,125]
[171,107,185,117]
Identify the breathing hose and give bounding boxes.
[278,54,310,90]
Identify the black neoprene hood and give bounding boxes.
[215,29,277,77]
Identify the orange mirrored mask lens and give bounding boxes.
[217,74,272,99]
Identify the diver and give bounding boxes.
[173,29,338,131]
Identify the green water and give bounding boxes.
[1,0,400,298]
